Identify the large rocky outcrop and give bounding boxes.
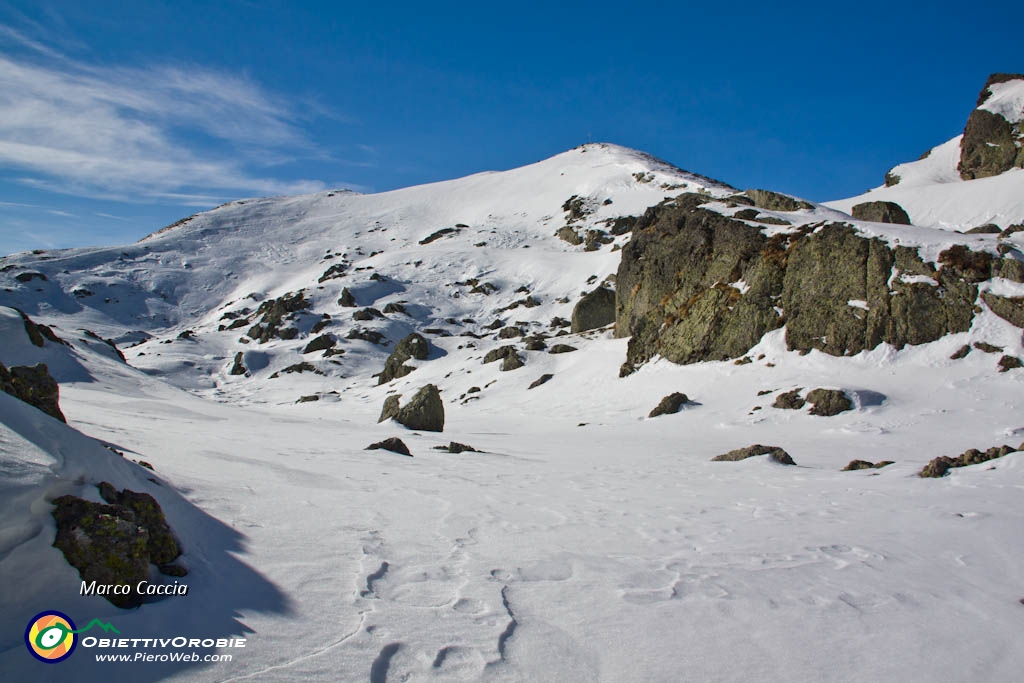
[0,361,66,422]
[616,193,1016,372]
[958,73,1024,180]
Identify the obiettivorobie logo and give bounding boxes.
[25,611,119,663]
[24,610,246,664]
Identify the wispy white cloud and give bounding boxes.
[0,27,333,204]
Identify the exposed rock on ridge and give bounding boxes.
[616,193,1021,373]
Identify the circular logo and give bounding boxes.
[25,611,77,663]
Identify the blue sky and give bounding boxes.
[0,0,1018,255]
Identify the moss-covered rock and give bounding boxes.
[51,484,184,609]
[608,188,1014,374]
[773,389,805,410]
[0,362,65,422]
[744,189,812,212]
[52,496,150,608]
[920,444,1017,477]
[98,483,180,566]
[959,108,1022,179]
[851,201,911,225]
[806,388,853,416]
[982,293,1024,328]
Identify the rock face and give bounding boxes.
[571,286,616,333]
[379,333,430,385]
[648,392,689,417]
[392,384,445,432]
[851,201,911,225]
[0,361,65,422]
[959,74,1024,180]
[616,194,1003,372]
[712,444,795,465]
[51,484,184,609]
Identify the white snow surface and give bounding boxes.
[980,79,1024,124]
[2,143,1024,682]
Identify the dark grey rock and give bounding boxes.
[998,355,1023,372]
[0,362,65,422]
[950,344,972,360]
[648,392,688,417]
[367,437,412,456]
[338,288,357,307]
[528,374,554,389]
[501,353,524,371]
[483,345,519,364]
[303,334,336,354]
[379,395,401,423]
[395,384,445,432]
[711,444,795,465]
[966,224,1002,234]
[379,333,430,385]
[571,286,616,333]
[548,344,577,354]
[230,352,248,376]
[843,459,894,471]
[353,307,384,321]
[851,201,911,225]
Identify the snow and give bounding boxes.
[2,142,1024,681]
[980,79,1024,124]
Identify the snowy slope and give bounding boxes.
[826,78,1024,230]
[2,141,1024,682]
